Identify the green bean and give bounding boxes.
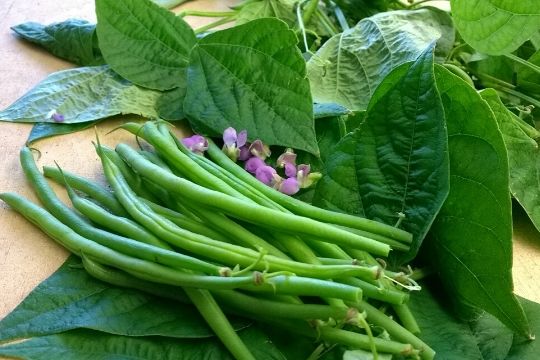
[341,277,408,305]
[135,122,249,200]
[206,139,412,244]
[180,202,289,258]
[140,197,232,243]
[67,185,164,248]
[19,147,220,275]
[115,143,392,257]
[102,151,381,280]
[183,287,256,360]
[213,290,352,321]
[43,166,128,217]
[81,256,189,303]
[0,192,256,289]
[2,192,361,301]
[257,317,418,357]
[353,301,435,360]
[98,145,160,204]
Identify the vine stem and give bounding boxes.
[177,10,236,17]
[505,53,540,76]
[194,16,236,34]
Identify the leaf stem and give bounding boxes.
[302,0,320,25]
[194,16,236,34]
[177,10,237,18]
[504,53,540,76]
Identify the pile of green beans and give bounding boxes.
[0,121,434,360]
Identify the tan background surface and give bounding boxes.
[0,0,538,332]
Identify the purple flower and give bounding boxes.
[277,148,296,168]
[278,177,299,195]
[222,127,248,162]
[245,156,265,174]
[47,109,65,122]
[284,162,297,178]
[182,134,208,155]
[249,139,271,160]
[255,165,277,185]
[297,164,322,188]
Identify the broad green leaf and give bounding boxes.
[236,0,296,27]
[96,0,196,90]
[184,18,318,155]
[307,8,454,111]
[480,89,540,234]
[313,47,449,264]
[517,50,540,95]
[0,327,285,360]
[157,84,187,121]
[0,256,248,341]
[450,0,540,55]
[0,66,163,123]
[467,55,515,86]
[470,308,514,360]
[11,19,104,66]
[408,284,484,360]
[27,121,99,144]
[425,66,531,337]
[506,297,540,359]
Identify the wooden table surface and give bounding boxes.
[0,0,538,330]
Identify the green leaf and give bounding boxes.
[184,18,318,155]
[307,8,454,111]
[470,308,514,360]
[313,47,449,263]
[506,297,540,359]
[480,89,540,235]
[0,66,164,123]
[0,256,248,341]
[425,65,531,338]
[0,327,285,360]
[11,19,104,66]
[408,284,484,360]
[157,84,187,121]
[236,0,296,26]
[95,0,196,90]
[450,0,540,55]
[517,50,540,95]
[27,121,99,144]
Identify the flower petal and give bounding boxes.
[223,127,237,147]
[284,162,297,178]
[277,148,296,167]
[279,177,299,195]
[255,165,276,185]
[245,156,265,174]
[236,130,248,148]
[250,139,271,159]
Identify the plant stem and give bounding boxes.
[195,16,236,34]
[495,86,540,109]
[177,10,237,18]
[505,53,540,76]
[302,0,320,25]
[315,8,339,36]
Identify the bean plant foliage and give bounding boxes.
[1,0,540,359]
